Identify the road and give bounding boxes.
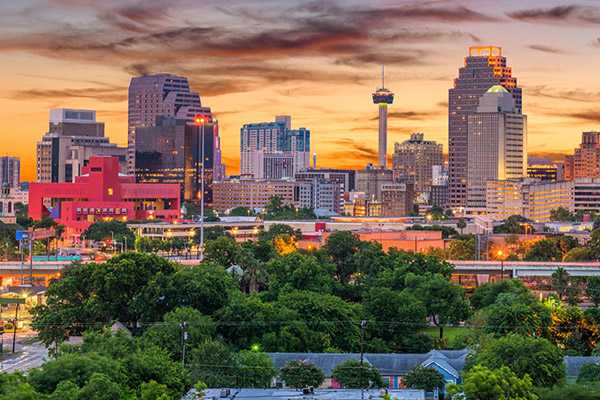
[0,332,48,373]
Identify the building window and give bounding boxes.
[108,188,113,195]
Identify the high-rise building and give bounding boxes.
[127,73,218,175]
[380,182,414,216]
[392,133,443,195]
[486,179,573,222]
[356,166,394,203]
[0,156,20,189]
[465,85,527,213]
[240,116,310,177]
[564,131,600,180]
[372,67,394,168]
[36,109,126,183]
[574,178,600,214]
[252,151,295,179]
[449,46,522,207]
[432,165,449,186]
[134,116,217,207]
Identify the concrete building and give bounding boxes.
[29,157,180,237]
[295,168,357,192]
[449,46,522,208]
[251,151,295,179]
[0,181,17,224]
[430,185,449,207]
[356,166,394,203]
[486,179,574,222]
[466,85,527,214]
[565,131,600,180]
[312,179,344,215]
[574,178,600,214]
[528,164,559,181]
[213,178,312,211]
[36,109,126,183]
[380,183,414,216]
[392,133,443,195]
[134,116,218,207]
[432,165,448,186]
[0,157,20,189]
[240,116,309,176]
[127,73,221,176]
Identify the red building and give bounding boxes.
[29,157,180,237]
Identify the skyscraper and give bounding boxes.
[449,46,521,208]
[564,131,600,180]
[240,116,310,176]
[466,85,527,213]
[127,73,216,175]
[392,133,443,196]
[36,109,126,183]
[372,67,394,168]
[0,156,20,189]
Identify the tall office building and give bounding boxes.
[134,117,216,207]
[372,67,394,168]
[36,109,126,183]
[449,46,522,207]
[392,133,443,195]
[564,131,600,180]
[466,85,527,213]
[240,116,310,176]
[127,73,216,175]
[0,156,20,189]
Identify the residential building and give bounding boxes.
[127,73,221,175]
[192,389,426,400]
[466,85,527,214]
[356,165,394,202]
[213,178,312,211]
[36,109,126,183]
[29,157,180,237]
[392,133,443,195]
[574,178,600,214]
[295,168,357,192]
[240,116,310,176]
[343,192,382,217]
[565,131,600,180]
[430,185,449,207]
[134,116,217,207]
[486,179,573,222]
[449,46,522,207]
[252,151,295,179]
[0,156,20,189]
[312,179,344,215]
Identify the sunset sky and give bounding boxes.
[1,0,600,181]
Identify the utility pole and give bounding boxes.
[181,322,187,368]
[360,320,365,389]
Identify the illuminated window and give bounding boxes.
[108,188,113,195]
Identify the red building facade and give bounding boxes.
[29,157,180,237]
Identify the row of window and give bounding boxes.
[77,207,127,215]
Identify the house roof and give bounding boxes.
[564,356,600,378]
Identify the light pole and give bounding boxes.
[110,231,114,253]
[195,116,207,261]
[426,214,432,225]
[497,250,504,281]
[124,236,127,252]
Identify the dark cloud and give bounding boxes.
[328,138,377,158]
[525,85,600,103]
[592,38,600,48]
[508,5,600,24]
[562,110,600,123]
[367,111,436,121]
[526,44,565,54]
[527,151,571,162]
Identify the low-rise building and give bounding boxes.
[574,178,600,214]
[213,178,313,211]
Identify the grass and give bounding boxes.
[23,337,40,344]
[424,326,465,342]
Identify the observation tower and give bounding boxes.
[372,66,394,168]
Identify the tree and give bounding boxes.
[550,207,575,221]
[469,279,531,310]
[536,385,600,400]
[234,351,276,388]
[181,203,198,220]
[139,380,173,400]
[266,252,335,296]
[446,365,536,400]
[406,273,471,339]
[331,360,384,389]
[259,223,303,241]
[551,267,571,301]
[273,233,296,255]
[193,226,232,243]
[280,360,325,389]
[229,207,253,217]
[525,239,561,261]
[323,231,362,284]
[577,362,600,384]
[81,220,135,247]
[402,365,446,392]
[473,334,566,387]
[588,229,600,260]
[448,236,477,260]
[203,236,240,266]
[75,373,123,400]
[33,216,66,237]
[484,301,552,338]
[565,247,592,261]
[586,276,600,307]
[493,216,531,234]
[457,218,467,235]
[0,371,39,400]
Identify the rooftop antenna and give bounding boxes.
[381,65,384,88]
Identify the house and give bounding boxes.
[564,356,600,381]
[183,388,425,400]
[267,349,468,389]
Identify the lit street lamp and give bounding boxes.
[426,214,432,225]
[497,250,504,281]
[195,115,208,261]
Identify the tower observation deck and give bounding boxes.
[372,66,394,168]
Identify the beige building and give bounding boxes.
[486,179,574,222]
[356,167,394,202]
[213,178,312,212]
[380,183,414,216]
[392,133,443,195]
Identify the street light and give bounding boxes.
[426,214,432,225]
[195,115,208,261]
[497,250,504,281]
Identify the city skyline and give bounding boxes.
[2,0,600,180]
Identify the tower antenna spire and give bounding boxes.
[382,65,384,88]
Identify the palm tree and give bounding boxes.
[238,248,267,294]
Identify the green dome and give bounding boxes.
[487,84,508,93]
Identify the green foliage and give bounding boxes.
[280,359,325,389]
[457,218,467,234]
[469,279,531,310]
[536,384,600,400]
[588,229,600,261]
[565,247,593,261]
[447,365,537,400]
[75,373,122,400]
[401,365,446,391]
[473,334,566,387]
[331,360,384,389]
[448,235,477,260]
[493,215,532,234]
[229,206,253,217]
[81,220,135,246]
[266,252,336,296]
[484,301,552,337]
[33,216,66,237]
[323,231,362,284]
[263,195,316,220]
[203,236,240,266]
[551,267,571,301]
[550,207,575,222]
[0,371,40,400]
[234,350,276,388]
[14,201,34,228]
[577,362,600,384]
[586,276,600,307]
[259,223,303,241]
[525,239,561,261]
[406,224,458,239]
